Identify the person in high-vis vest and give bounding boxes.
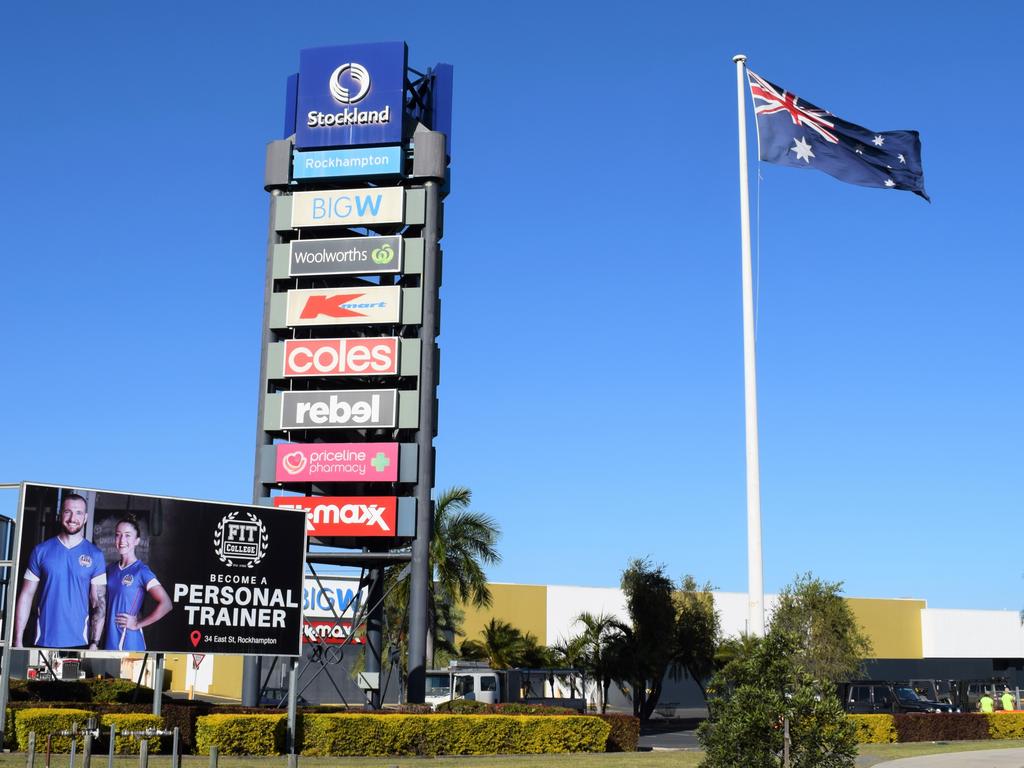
[1001,689,1016,712]
[979,692,995,713]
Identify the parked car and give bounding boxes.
[840,681,954,714]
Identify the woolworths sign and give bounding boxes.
[289,236,402,276]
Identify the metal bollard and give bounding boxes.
[208,745,218,768]
[138,739,148,768]
[171,727,179,768]
[45,735,52,768]
[68,724,77,768]
[83,718,95,768]
[27,731,36,768]
[106,725,115,768]
[287,753,298,768]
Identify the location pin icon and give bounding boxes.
[190,630,201,648]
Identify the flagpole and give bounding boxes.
[733,53,765,637]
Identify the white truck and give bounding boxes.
[424,660,586,711]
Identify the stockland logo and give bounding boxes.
[371,244,395,265]
[330,63,371,103]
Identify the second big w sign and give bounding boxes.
[250,41,452,706]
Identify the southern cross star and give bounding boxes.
[884,179,895,187]
[790,136,815,163]
[873,135,885,146]
[898,154,906,164]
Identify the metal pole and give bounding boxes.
[151,655,163,716]
[733,53,765,637]
[171,727,179,768]
[68,724,77,768]
[28,731,36,768]
[138,739,148,768]
[243,177,284,707]
[364,566,384,709]
[208,746,218,768]
[783,716,791,768]
[1,500,25,745]
[407,131,446,703]
[286,658,298,754]
[106,726,114,768]
[83,719,94,768]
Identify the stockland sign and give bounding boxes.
[290,188,403,228]
[275,442,398,482]
[285,286,400,326]
[274,496,398,537]
[289,236,401,277]
[295,42,407,149]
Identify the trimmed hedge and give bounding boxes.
[435,699,491,714]
[15,708,94,752]
[598,713,640,752]
[848,714,897,744]
[299,714,610,756]
[9,679,158,703]
[894,713,991,742]
[195,714,286,756]
[97,713,163,754]
[434,700,581,715]
[989,712,1024,740]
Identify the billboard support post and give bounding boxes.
[407,131,446,703]
[286,658,298,754]
[0,493,23,747]
[152,654,164,716]
[364,566,384,709]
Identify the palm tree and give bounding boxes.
[574,611,630,713]
[384,486,501,673]
[549,633,588,697]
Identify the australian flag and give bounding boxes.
[747,70,928,201]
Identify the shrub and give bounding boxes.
[89,679,156,704]
[15,708,95,752]
[598,713,640,752]
[299,714,609,756]
[893,713,990,742]
[97,713,163,754]
[4,708,14,749]
[847,714,896,743]
[492,703,579,715]
[195,714,285,756]
[435,699,491,714]
[7,679,157,704]
[987,712,1024,740]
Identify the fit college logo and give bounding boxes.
[329,63,370,104]
[214,511,269,568]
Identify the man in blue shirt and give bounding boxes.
[14,493,107,649]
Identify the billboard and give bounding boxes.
[274,496,398,537]
[281,338,399,377]
[288,236,402,277]
[301,574,365,645]
[285,286,401,327]
[295,42,407,149]
[277,390,397,430]
[292,147,403,180]
[290,187,404,228]
[275,442,398,483]
[12,484,306,656]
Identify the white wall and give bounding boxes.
[545,585,628,645]
[921,608,1024,658]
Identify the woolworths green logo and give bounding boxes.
[371,244,395,265]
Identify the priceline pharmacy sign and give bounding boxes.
[295,42,407,149]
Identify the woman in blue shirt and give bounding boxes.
[103,516,172,651]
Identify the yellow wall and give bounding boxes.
[209,656,243,699]
[164,654,186,691]
[459,583,547,645]
[848,598,925,659]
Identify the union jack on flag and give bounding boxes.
[746,69,928,201]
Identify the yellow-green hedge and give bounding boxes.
[988,712,1024,740]
[195,714,285,756]
[299,714,610,756]
[848,714,897,744]
[97,713,163,754]
[15,708,94,752]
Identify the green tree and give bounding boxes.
[459,618,550,668]
[698,630,857,768]
[670,575,721,699]
[619,558,676,721]
[573,611,628,714]
[769,573,873,685]
[383,486,501,678]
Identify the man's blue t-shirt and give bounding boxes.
[103,560,159,651]
[25,537,106,648]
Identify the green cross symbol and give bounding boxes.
[370,452,391,472]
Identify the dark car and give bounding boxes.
[841,681,954,714]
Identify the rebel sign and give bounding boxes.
[283,338,398,377]
[273,496,398,537]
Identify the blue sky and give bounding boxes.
[2,1,1021,612]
